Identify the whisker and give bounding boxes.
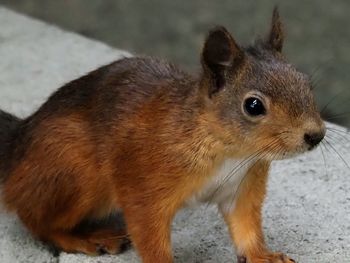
[321,138,331,153]
[323,138,350,170]
[326,126,350,134]
[326,129,350,143]
[320,91,344,114]
[326,132,349,145]
[225,156,265,210]
[186,138,280,219]
[310,70,325,91]
[226,143,283,210]
[205,150,264,206]
[325,111,350,121]
[205,138,281,206]
[309,57,335,90]
[319,143,329,179]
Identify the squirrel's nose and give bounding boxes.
[304,132,324,148]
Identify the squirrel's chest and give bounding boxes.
[185,159,253,211]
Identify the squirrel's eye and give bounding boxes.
[244,97,266,116]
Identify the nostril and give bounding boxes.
[304,132,324,148]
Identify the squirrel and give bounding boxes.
[0,8,325,263]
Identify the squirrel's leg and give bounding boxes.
[30,217,130,256]
[123,206,174,263]
[45,230,128,255]
[19,205,130,255]
[219,161,295,263]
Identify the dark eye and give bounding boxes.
[244,97,266,116]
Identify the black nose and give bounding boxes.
[304,132,324,148]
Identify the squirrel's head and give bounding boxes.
[201,8,325,160]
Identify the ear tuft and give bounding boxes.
[267,7,284,52]
[201,26,244,97]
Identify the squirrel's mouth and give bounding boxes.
[268,141,323,161]
[255,138,322,162]
[268,125,326,160]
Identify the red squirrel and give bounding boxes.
[0,9,324,263]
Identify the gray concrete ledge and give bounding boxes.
[0,7,349,263]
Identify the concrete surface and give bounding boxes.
[0,7,349,263]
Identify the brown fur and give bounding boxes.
[0,9,323,263]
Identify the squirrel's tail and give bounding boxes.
[0,109,21,182]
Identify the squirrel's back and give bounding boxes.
[0,56,201,174]
[34,57,195,115]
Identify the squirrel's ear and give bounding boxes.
[201,26,244,97]
[267,7,284,52]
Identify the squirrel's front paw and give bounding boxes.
[238,253,296,263]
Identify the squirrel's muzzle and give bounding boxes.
[304,131,325,149]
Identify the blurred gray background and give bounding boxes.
[1,0,349,127]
